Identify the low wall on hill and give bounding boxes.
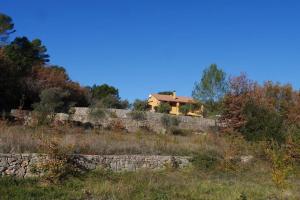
[0,154,190,178]
[69,107,216,133]
[11,108,216,133]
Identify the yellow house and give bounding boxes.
[148,92,204,117]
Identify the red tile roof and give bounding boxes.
[151,94,196,104]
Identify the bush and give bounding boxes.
[132,99,149,111]
[265,142,293,190]
[138,124,152,132]
[89,107,106,120]
[179,104,196,115]
[33,87,70,113]
[33,137,78,184]
[191,151,221,171]
[179,104,190,115]
[88,101,107,121]
[169,127,192,136]
[32,87,70,125]
[108,119,126,131]
[155,103,171,114]
[90,84,130,109]
[128,111,146,121]
[160,114,180,129]
[99,95,129,109]
[240,100,285,144]
[108,111,118,118]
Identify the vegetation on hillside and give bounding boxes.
[0,13,128,113]
[192,64,227,115]
[0,165,299,200]
[1,11,300,200]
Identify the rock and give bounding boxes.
[240,155,254,163]
[21,160,29,167]
[0,166,7,173]
[0,159,8,167]
[55,113,70,121]
[15,167,26,178]
[5,167,16,175]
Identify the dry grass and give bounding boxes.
[0,121,225,156]
[0,122,258,159]
[0,165,299,200]
[1,121,300,199]
[0,121,262,157]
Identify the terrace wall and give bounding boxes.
[0,154,190,178]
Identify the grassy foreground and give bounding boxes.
[0,165,299,200]
[0,123,299,199]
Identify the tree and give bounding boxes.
[228,73,255,96]
[220,74,256,130]
[4,37,49,73]
[221,74,299,144]
[0,14,51,111]
[0,13,15,45]
[0,49,20,111]
[97,95,129,109]
[92,84,119,100]
[0,13,88,112]
[192,64,227,113]
[90,84,129,109]
[31,39,50,63]
[158,91,174,95]
[132,99,149,111]
[0,37,50,110]
[24,65,90,109]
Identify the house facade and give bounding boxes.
[148,92,204,117]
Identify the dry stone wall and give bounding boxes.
[0,154,190,178]
[70,107,216,133]
[10,108,216,133]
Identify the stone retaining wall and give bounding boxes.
[11,108,216,133]
[71,108,216,133]
[0,154,191,178]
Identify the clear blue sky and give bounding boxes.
[2,0,300,101]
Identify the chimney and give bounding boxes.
[172,91,176,99]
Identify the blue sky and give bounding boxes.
[2,0,300,101]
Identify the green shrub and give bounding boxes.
[128,111,146,121]
[179,104,191,115]
[33,138,78,184]
[88,101,107,120]
[88,107,106,120]
[180,103,203,116]
[155,103,171,114]
[32,87,70,125]
[108,111,118,118]
[240,100,285,144]
[191,151,221,171]
[169,127,192,136]
[160,114,180,129]
[33,87,70,113]
[132,99,149,111]
[68,107,76,114]
[237,192,248,200]
[179,103,197,115]
[138,124,152,132]
[265,142,293,191]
